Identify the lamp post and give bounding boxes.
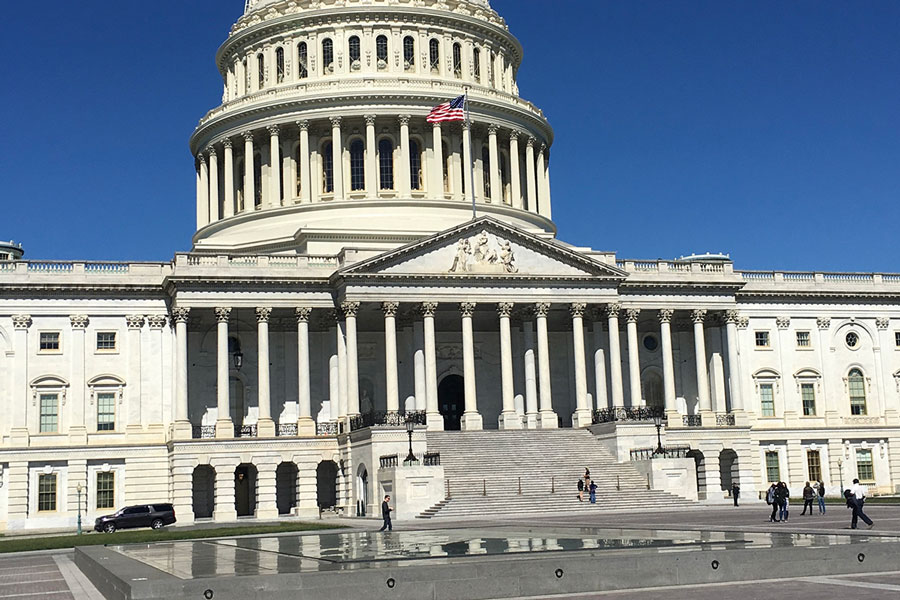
[76,482,83,536]
[404,415,416,464]
[652,414,665,455]
[838,458,844,497]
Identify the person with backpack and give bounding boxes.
[844,485,873,530]
[766,483,778,522]
[577,477,584,502]
[775,482,790,522]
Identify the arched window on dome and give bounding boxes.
[500,152,510,204]
[253,153,263,207]
[242,57,249,93]
[322,38,334,74]
[473,48,481,82]
[409,139,423,191]
[403,36,415,71]
[452,43,462,79]
[488,50,496,87]
[257,53,266,89]
[847,368,867,415]
[348,36,361,71]
[481,146,491,199]
[378,139,394,190]
[275,47,285,83]
[322,142,334,193]
[236,158,245,210]
[377,35,389,70]
[297,42,308,79]
[294,146,302,197]
[350,140,365,191]
[429,39,440,74]
[442,141,452,194]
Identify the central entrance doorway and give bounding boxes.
[438,374,465,431]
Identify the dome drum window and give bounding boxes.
[322,142,334,193]
[403,36,415,71]
[429,39,441,73]
[257,53,265,88]
[453,43,462,78]
[378,139,395,190]
[473,47,481,82]
[410,140,423,191]
[349,140,365,191]
[377,35,389,70]
[297,42,308,79]
[348,36,361,71]
[275,47,285,83]
[322,39,334,74]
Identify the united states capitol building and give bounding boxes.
[1,0,898,531]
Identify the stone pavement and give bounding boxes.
[0,552,102,600]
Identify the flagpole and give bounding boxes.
[464,89,476,220]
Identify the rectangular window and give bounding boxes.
[96,332,117,352]
[849,377,867,416]
[39,393,59,433]
[765,451,780,483]
[97,392,116,432]
[759,383,775,417]
[801,383,816,416]
[755,331,770,348]
[38,473,57,512]
[96,472,115,510]
[796,331,811,348]
[856,449,874,482]
[39,332,60,352]
[807,450,822,483]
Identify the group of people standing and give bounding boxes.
[766,479,874,529]
[577,468,597,504]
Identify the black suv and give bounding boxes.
[94,503,176,533]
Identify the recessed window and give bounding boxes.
[96,332,117,352]
[377,35,389,67]
[846,331,860,349]
[848,368,867,415]
[297,42,308,79]
[275,46,285,82]
[856,449,874,482]
[96,472,115,510]
[481,146,491,197]
[429,38,440,73]
[759,383,775,417]
[97,392,116,432]
[39,332,60,352]
[473,47,481,82]
[801,383,816,416]
[403,36,415,71]
[378,139,394,190]
[452,42,462,78]
[40,393,59,433]
[349,140,365,192]
[410,139,422,191]
[322,38,334,74]
[257,53,265,88]
[807,450,822,482]
[796,331,811,348]
[322,142,334,193]
[348,36,361,70]
[765,451,780,483]
[755,331,770,348]
[896,331,900,348]
[643,334,659,352]
[38,473,57,512]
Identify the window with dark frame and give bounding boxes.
[96,471,115,509]
[38,474,57,512]
[807,450,822,483]
[97,392,116,431]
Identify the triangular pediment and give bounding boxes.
[339,217,627,280]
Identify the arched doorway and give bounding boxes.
[356,464,369,517]
[686,449,706,500]
[192,465,215,519]
[642,370,664,410]
[229,377,245,429]
[317,461,338,511]
[234,464,257,517]
[276,462,298,516]
[720,449,738,497]
[438,374,465,431]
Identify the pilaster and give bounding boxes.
[254,460,279,520]
[69,315,88,445]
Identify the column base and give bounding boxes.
[172,420,193,440]
[665,409,682,427]
[460,412,483,431]
[571,409,593,428]
[255,506,279,520]
[498,411,523,430]
[699,410,715,428]
[68,426,88,445]
[297,417,316,436]
[426,412,445,431]
[215,419,235,439]
[538,411,558,429]
[212,509,237,522]
[9,428,29,447]
[257,418,276,438]
[525,412,540,430]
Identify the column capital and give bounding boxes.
[538,142,547,154]
[398,115,411,126]
[214,307,232,323]
[296,119,310,131]
[256,307,272,323]
[737,315,750,329]
[267,124,281,136]
[223,137,233,149]
[690,309,707,324]
[242,130,254,142]
[816,316,831,330]
[508,130,520,142]
[205,145,217,159]
[295,307,313,323]
[570,302,586,318]
[70,315,89,329]
[724,309,740,324]
[461,120,471,131]
[12,315,32,330]
[341,301,360,318]
[497,302,514,317]
[197,153,207,166]
[605,302,621,318]
[875,317,890,330]
[171,307,191,324]
[534,302,551,317]
[459,302,477,317]
[329,116,342,128]
[776,316,790,330]
[658,308,675,324]
[487,123,499,135]
[382,302,399,317]
[147,315,168,329]
[421,301,438,317]
[125,315,145,330]
[364,114,376,126]
[624,308,640,323]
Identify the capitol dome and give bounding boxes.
[190,0,554,255]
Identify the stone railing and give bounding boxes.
[379,454,399,469]
[176,254,340,271]
[277,423,298,437]
[235,424,258,438]
[0,261,169,277]
[738,271,900,285]
[615,260,732,275]
[716,414,736,427]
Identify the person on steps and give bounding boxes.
[589,480,597,504]
[577,477,584,502]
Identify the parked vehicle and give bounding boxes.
[94,503,176,533]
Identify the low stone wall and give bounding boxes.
[631,457,698,502]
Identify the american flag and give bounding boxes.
[426,95,467,123]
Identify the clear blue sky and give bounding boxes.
[2,1,898,271]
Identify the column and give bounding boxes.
[223,139,235,218]
[297,120,311,203]
[422,302,442,430]
[625,308,643,407]
[125,316,144,432]
[522,318,539,428]
[535,302,558,428]
[172,307,192,439]
[399,115,412,197]
[432,122,444,197]
[509,132,522,209]
[542,149,553,219]
[536,144,548,217]
[571,303,592,427]
[243,131,255,212]
[197,155,209,228]
[659,309,678,418]
[69,315,88,444]
[459,303,482,430]
[383,302,400,413]
[487,124,501,204]
[525,137,537,213]
[268,125,281,207]
[335,314,347,419]
[342,301,360,415]
[296,308,315,435]
[606,303,625,408]
[591,309,609,410]
[256,307,275,437]
[330,117,344,199]
[462,121,474,202]
[413,320,425,410]
[498,303,522,429]
[255,460,279,519]
[10,316,31,445]
[212,459,237,522]
[692,309,712,417]
[364,115,377,198]
[214,308,233,439]
[207,146,219,221]
[724,309,744,413]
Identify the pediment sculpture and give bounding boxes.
[449,231,518,274]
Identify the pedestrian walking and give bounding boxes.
[844,485,873,530]
[577,477,584,501]
[379,495,393,532]
[588,480,597,504]
[732,482,740,507]
[766,483,778,522]
[801,481,815,515]
[816,480,826,514]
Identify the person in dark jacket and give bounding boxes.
[800,481,815,515]
[775,482,790,522]
[767,483,778,522]
[379,495,393,532]
[816,481,826,514]
[732,482,740,507]
[588,480,597,504]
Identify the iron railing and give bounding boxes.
[682,415,703,427]
[316,421,339,436]
[349,410,426,431]
[234,424,257,438]
[716,414,736,426]
[277,423,298,437]
[629,446,692,461]
[191,425,215,439]
[592,406,666,424]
